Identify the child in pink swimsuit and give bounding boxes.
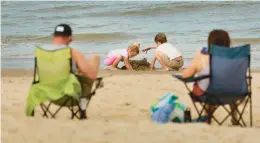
[104,42,140,70]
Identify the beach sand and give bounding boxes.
[2,69,260,143]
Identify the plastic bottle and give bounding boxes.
[184,107,192,123]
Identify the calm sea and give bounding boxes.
[1,1,260,68]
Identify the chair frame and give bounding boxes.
[173,50,252,127]
[31,56,103,120]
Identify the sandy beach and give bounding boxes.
[2,1,260,142]
[2,69,260,143]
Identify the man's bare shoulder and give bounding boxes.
[71,48,83,56]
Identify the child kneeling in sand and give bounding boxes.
[104,42,140,70]
[142,33,183,71]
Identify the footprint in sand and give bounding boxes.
[140,109,148,113]
[124,102,132,106]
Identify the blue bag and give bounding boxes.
[151,92,185,123]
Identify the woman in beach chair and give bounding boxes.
[25,24,103,119]
[174,30,252,126]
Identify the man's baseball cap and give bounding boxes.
[53,24,72,37]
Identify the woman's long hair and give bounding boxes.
[208,30,231,52]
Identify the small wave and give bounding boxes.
[197,38,260,44]
[81,33,135,41]
[51,5,89,11]
[25,4,96,13]
[37,32,135,42]
[87,2,206,17]
[1,35,48,45]
[87,2,254,17]
[232,38,260,44]
[1,32,136,44]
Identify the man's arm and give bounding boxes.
[71,48,100,79]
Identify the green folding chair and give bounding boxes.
[25,46,103,120]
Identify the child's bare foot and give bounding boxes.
[110,67,119,70]
[163,68,170,72]
[150,65,155,71]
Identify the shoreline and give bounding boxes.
[2,68,260,77]
[1,68,180,77]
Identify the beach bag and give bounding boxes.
[169,102,185,123]
[151,92,185,123]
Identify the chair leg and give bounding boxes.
[197,103,207,122]
[80,109,87,120]
[79,97,88,120]
[191,93,252,127]
[204,105,217,124]
[207,94,249,127]
[71,106,75,119]
[249,95,253,127]
[51,97,70,118]
[232,110,245,127]
[191,95,212,123]
[75,106,81,119]
[39,97,88,120]
[31,110,35,116]
[220,99,249,127]
[232,101,247,127]
[219,105,241,126]
[40,104,49,118]
[194,101,219,124]
[70,98,77,120]
[68,106,80,120]
[71,98,74,119]
[214,99,249,127]
[191,101,204,122]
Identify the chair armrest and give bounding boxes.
[172,75,210,83]
[96,77,103,82]
[95,77,103,88]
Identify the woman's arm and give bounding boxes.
[181,53,200,78]
[123,57,133,70]
[71,48,100,79]
[142,45,157,53]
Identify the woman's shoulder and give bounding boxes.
[201,47,208,54]
[194,47,209,63]
[195,47,208,56]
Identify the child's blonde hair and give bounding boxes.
[128,42,140,54]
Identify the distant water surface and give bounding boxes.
[1,1,260,68]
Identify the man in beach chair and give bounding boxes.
[173,44,252,127]
[25,24,103,119]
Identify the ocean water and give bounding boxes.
[1,1,260,69]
